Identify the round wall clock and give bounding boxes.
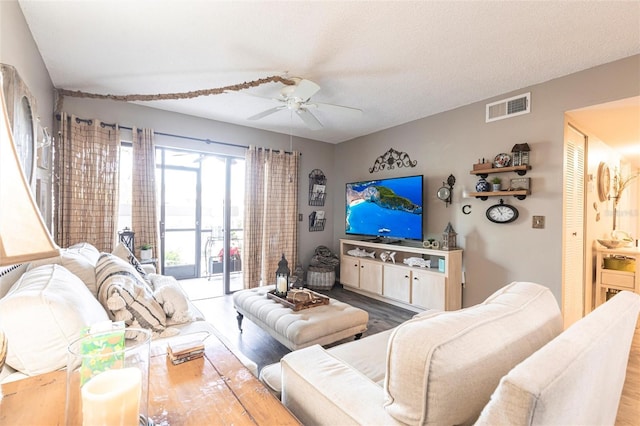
[14,95,35,185]
[597,162,610,202]
[486,199,519,224]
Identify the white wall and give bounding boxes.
[334,55,640,306]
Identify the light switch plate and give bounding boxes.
[298,213,303,222]
[532,216,545,229]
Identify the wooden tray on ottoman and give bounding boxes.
[267,289,330,311]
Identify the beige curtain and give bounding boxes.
[131,128,159,269]
[53,114,120,251]
[243,146,299,289]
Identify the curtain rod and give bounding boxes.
[55,114,300,154]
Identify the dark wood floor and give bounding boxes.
[191,285,415,373]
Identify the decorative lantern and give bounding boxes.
[442,222,457,251]
[510,144,522,166]
[118,227,135,253]
[510,143,531,167]
[519,143,531,166]
[275,253,290,296]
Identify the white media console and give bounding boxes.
[339,238,463,312]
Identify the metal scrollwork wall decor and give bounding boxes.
[369,148,417,173]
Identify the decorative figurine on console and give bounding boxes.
[442,222,458,251]
[275,254,290,297]
[380,251,397,264]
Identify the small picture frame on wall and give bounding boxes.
[509,177,530,191]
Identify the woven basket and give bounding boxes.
[604,256,636,272]
[307,266,335,290]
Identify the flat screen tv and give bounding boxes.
[345,175,423,241]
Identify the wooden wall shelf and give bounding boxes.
[469,189,530,200]
[470,165,531,178]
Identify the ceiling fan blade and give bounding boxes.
[248,106,284,121]
[311,102,363,116]
[290,79,321,101]
[296,109,323,130]
[226,90,280,102]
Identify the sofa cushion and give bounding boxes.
[67,242,101,265]
[0,264,109,376]
[261,327,396,399]
[475,290,640,426]
[95,253,167,334]
[0,264,29,299]
[383,281,563,425]
[26,248,98,296]
[112,242,149,280]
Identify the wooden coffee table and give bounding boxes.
[0,331,300,425]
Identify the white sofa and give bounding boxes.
[0,242,256,383]
[260,282,640,425]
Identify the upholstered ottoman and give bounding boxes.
[233,285,369,351]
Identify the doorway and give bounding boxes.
[156,147,245,294]
[563,96,640,321]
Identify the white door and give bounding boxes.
[562,124,586,327]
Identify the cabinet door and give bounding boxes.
[340,256,360,288]
[359,259,383,294]
[411,270,445,310]
[383,264,411,303]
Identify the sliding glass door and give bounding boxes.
[158,150,201,279]
[156,147,244,293]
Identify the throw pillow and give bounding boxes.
[152,278,194,324]
[95,253,168,335]
[0,264,109,376]
[26,249,98,296]
[112,242,149,280]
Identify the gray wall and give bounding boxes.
[334,55,639,306]
[4,0,639,305]
[0,1,54,129]
[1,0,336,270]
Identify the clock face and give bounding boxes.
[437,186,451,201]
[486,201,519,224]
[14,95,35,185]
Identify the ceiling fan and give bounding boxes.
[243,78,362,130]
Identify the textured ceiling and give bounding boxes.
[18,0,640,150]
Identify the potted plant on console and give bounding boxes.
[139,243,153,260]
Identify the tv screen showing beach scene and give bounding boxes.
[345,175,423,240]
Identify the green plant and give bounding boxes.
[491,177,502,184]
[139,243,153,250]
[164,250,181,266]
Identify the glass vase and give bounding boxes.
[65,327,152,426]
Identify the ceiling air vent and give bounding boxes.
[486,92,531,123]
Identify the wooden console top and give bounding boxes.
[0,332,300,425]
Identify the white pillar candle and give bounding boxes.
[277,276,287,294]
[81,367,142,426]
